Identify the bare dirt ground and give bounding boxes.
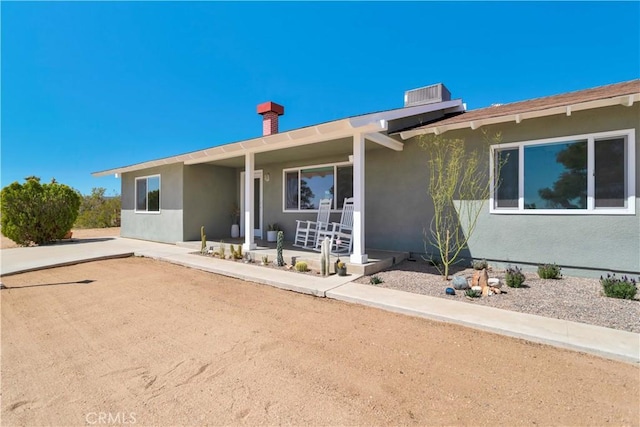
[1,257,638,426]
[0,227,121,249]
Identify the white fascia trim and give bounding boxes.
[348,99,464,127]
[399,93,640,140]
[183,120,386,166]
[94,118,368,175]
[364,131,403,151]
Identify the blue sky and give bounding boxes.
[2,1,639,195]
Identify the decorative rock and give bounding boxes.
[452,276,469,290]
[482,285,490,297]
[445,287,456,296]
[488,278,502,288]
[471,271,480,287]
[471,285,482,292]
[479,268,489,290]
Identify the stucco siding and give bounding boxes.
[365,140,432,254]
[397,104,640,276]
[121,163,184,243]
[183,164,237,241]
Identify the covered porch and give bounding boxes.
[176,238,409,276]
[183,117,404,266]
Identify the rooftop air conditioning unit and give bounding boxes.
[404,83,451,107]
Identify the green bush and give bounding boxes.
[294,261,308,272]
[465,289,480,298]
[472,259,488,270]
[505,265,526,288]
[1,177,81,245]
[75,187,121,228]
[538,263,562,279]
[370,275,384,285]
[600,274,638,300]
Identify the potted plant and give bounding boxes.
[267,223,280,242]
[336,260,347,276]
[230,204,240,238]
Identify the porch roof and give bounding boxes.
[399,79,640,138]
[92,99,464,177]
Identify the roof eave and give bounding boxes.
[399,93,640,140]
[92,118,389,177]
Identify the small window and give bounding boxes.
[135,175,160,212]
[495,148,518,208]
[492,129,634,215]
[284,163,353,211]
[595,137,627,208]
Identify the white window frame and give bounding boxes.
[490,129,635,215]
[282,161,353,212]
[134,174,161,214]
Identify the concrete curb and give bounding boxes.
[135,251,360,298]
[0,253,134,277]
[326,283,640,364]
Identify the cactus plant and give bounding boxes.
[200,226,206,254]
[234,245,243,260]
[219,241,226,259]
[320,237,330,276]
[294,261,308,272]
[276,231,285,266]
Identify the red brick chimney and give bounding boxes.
[257,101,285,136]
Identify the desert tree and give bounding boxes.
[419,130,504,279]
[75,187,121,228]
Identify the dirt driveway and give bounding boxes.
[1,257,638,426]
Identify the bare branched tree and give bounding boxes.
[419,130,503,279]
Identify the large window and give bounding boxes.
[284,163,353,211]
[135,175,161,212]
[491,129,635,214]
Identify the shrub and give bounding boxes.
[505,265,526,288]
[538,263,562,279]
[472,259,488,270]
[370,275,384,285]
[600,274,638,300]
[1,177,81,245]
[465,289,480,298]
[74,187,121,228]
[294,261,308,272]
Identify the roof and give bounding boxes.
[400,79,640,139]
[92,99,464,177]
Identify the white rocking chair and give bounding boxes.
[293,198,332,249]
[315,197,354,255]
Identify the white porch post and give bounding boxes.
[350,132,368,264]
[243,152,256,251]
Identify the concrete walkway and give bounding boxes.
[1,237,638,363]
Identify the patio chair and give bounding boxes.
[315,197,354,255]
[293,198,332,249]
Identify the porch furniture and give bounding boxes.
[315,197,354,255]
[293,198,332,249]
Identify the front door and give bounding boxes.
[240,170,263,239]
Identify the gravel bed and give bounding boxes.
[355,260,640,333]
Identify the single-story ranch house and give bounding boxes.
[94,80,640,277]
